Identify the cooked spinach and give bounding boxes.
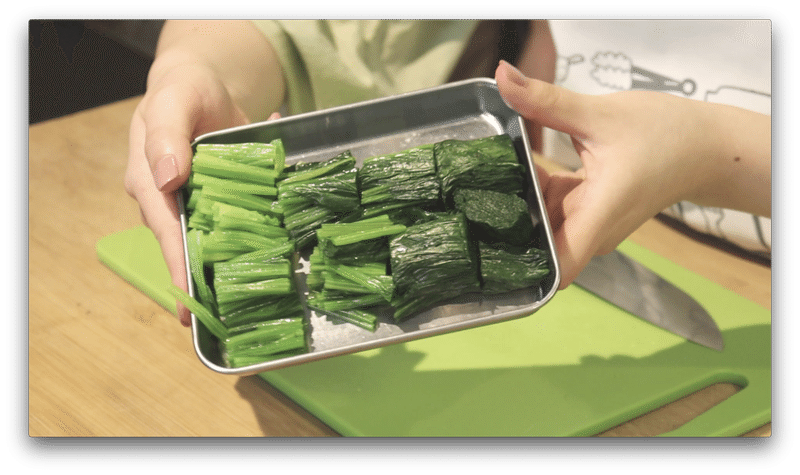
[435,134,524,205]
[453,188,535,247]
[389,213,480,321]
[278,151,360,249]
[359,144,440,208]
[478,242,550,294]
[182,133,552,366]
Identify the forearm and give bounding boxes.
[690,101,771,218]
[151,20,286,122]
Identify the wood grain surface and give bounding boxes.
[28,96,771,438]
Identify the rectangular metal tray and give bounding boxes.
[182,78,561,375]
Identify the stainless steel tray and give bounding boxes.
[182,78,561,375]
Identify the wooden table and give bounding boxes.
[28,96,771,437]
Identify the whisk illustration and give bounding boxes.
[591,52,696,96]
[555,54,584,84]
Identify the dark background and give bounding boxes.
[29,20,164,124]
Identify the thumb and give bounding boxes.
[495,60,591,140]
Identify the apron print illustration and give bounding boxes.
[555,54,584,84]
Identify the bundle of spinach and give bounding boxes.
[177,139,309,368]
[359,144,440,212]
[389,212,481,321]
[435,134,525,206]
[307,215,406,331]
[453,188,535,247]
[278,151,361,249]
[477,242,551,295]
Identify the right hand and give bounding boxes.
[124,21,287,327]
[124,61,251,326]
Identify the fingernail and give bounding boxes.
[177,303,191,327]
[501,60,528,87]
[154,155,178,190]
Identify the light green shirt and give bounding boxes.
[252,20,480,115]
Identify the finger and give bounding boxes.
[550,176,620,289]
[551,192,603,289]
[138,186,191,326]
[150,192,192,326]
[142,84,204,193]
[530,164,597,289]
[553,168,641,289]
[127,109,192,326]
[540,170,584,234]
[495,60,591,141]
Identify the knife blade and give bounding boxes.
[572,250,724,351]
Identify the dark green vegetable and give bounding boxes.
[218,293,304,329]
[478,242,550,294]
[182,139,309,367]
[210,202,286,238]
[389,213,480,321]
[222,317,305,352]
[316,214,405,265]
[434,134,524,206]
[453,188,534,246]
[225,316,305,337]
[326,265,394,302]
[359,144,440,208]
[278,169,359,214]
[200,230,290,263]
[200,185,284,217]
[227,240,296,263]
[186,228,216,314]
[224,348,306,368]
[196,140,285,173]
[278,151,361,250]
[307,305,379,332]
[167,284,229,341]
[305,215,406,331]
[213,259,292,286]
[282,206,339,250]
[215,278,295,306]
[385,206,444,227]
[192,151,279,185]
[188,173,278,197]
[280,151,356,185]
[308,290,387,312]
[222,319,307,368]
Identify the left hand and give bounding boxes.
[494,60,770,288]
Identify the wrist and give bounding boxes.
[687,101,771,217]
[149,21,286,122]
[146,49,214,89]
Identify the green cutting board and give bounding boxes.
[97,226,771,437]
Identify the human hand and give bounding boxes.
[124,62,253,325]
[123,21,287,326]
[494,60,770,288]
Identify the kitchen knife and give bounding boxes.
[573,250,724,351]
